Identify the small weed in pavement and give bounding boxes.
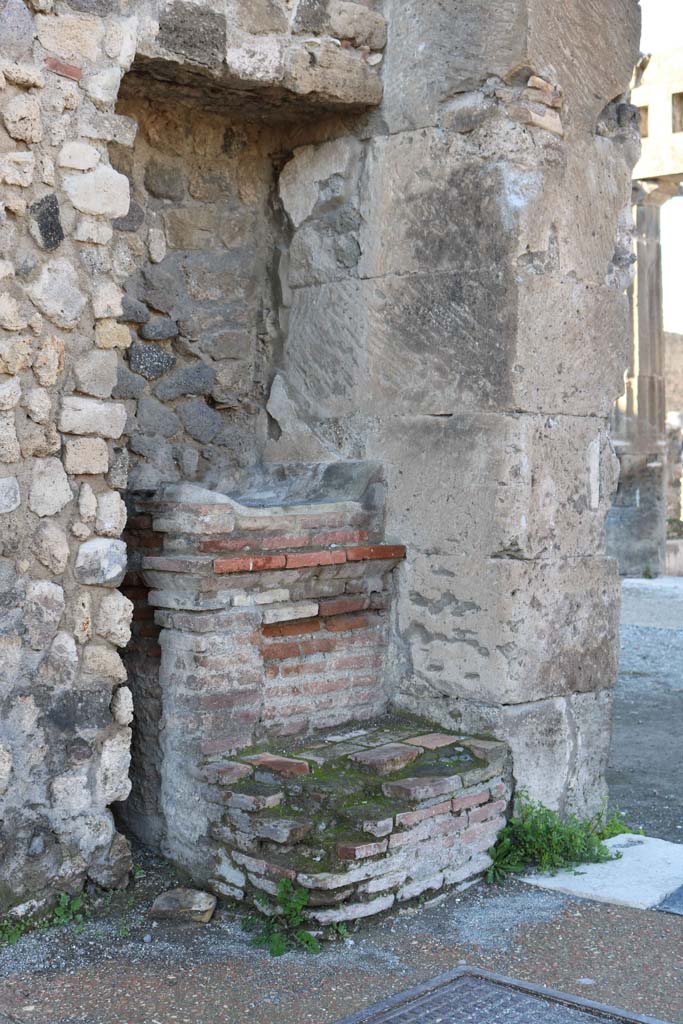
[0,893,88,947]
[243,879,322,956]
[486,795,639,884]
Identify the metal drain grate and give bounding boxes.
[333,968,674,1024]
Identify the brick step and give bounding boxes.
[208,716,513,922]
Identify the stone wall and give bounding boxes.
[0,0,641,913]
[0,0,386,912]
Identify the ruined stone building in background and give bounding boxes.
[607,48,683,577]
[0,0,641,918]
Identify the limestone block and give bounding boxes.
[226,0,288,34]
[50,765,91,817]
[0,61,44,88]
[28,261,86,329]
[78,481,97,522]
[97,730,132,804]
[35,520,70,573]
[285,273,513,417]
[376,414,616,559]
[25,580,65,649]
[74,349,117,398]
[58,142,100,171]
[95,319,131,349]
[74,217,113,245]
[2,94,42,143]
[91,280,124,320]
[563,690,614,817]
[283,39,382,107]
[148,228,166,264]
[95,590,133,647]
[514,276,631,418]
[111,685,133,726]
[35,12,104,63]
[59,397,126,438]
[397,554,619,706]
[105,17,137,69]
[0,292,30,331]
[377,0,638,134]
[377,0,525,132]
[328,1,387,49]
[0,476,20,513]
[44,630,79,686]
[279,137,362,228]
[83,66,122,109]
[358,130,518,281]
[63,167,130,220]
[63,437,109,475]
[29,456,72,516]
[82,642,127,681]
[23,388,51,424]
[18,419,60,458]
[33,336,65,387]
[87,831,132,889]
[428,687,613,819]
[74,538,127,586]
[0,412,21,463]
[78,110,137,147]
[0,0,36,59]
[95,489,126,537]
[0,151,34,187]
[0,376,20,410]
[150,888,216,923]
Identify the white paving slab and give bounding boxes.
[522,834,683,909]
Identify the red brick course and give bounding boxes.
[318,595,370,617]
[215,554,287,574]
[45,56,83,80]
[262,619,322,638]
[452,789,490,813]
[346,544,406,561]
[326,613,370,632]
[285,550,347,568]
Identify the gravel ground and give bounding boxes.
[0,873,681,1024]
[0,578,681,1024]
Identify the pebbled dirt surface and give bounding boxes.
[0,853,681,1024]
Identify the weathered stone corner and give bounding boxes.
[0,0,642,915]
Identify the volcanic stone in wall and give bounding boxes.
[28,195,64,252]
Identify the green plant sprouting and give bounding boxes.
[485,795,638,884]
[243,879,322,957]
[0,893,88,947]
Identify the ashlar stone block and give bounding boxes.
[59,397,126,438]
[397,554,620,706]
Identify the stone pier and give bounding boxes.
[0,0,641,915]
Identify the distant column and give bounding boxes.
[607,186,669,576]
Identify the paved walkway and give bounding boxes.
[0,579,681,1024]
[608,578,683,842]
